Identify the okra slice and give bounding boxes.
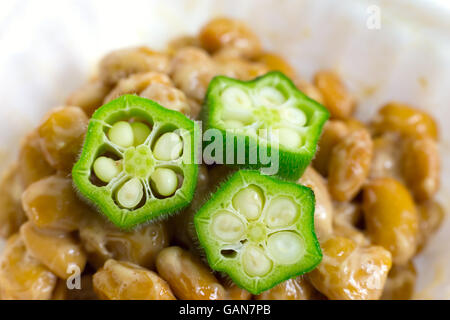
[72,95,198,229]
[194,170,322,294]
[203,71,329,180]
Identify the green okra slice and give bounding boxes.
[203,71,329,180]
[72,95,198,229]
[194,170,322,294]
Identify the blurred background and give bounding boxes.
[0,0,449,298]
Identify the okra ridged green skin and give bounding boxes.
[202,71,329,180]
[72,95,198,230]
[194,170,322,295]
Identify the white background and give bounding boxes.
[0,0,449,299]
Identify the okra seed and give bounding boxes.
[131,122,151,146]
[93,156,122,183]
[108,121,134,148]
[153,132,183,161]
[150,168,178,197]
[258,128,276,142]
[223,120,244,129]
[277,128,302,149]
[221,87,255,124]
[242,245,272,277]
[222,87,253,110]
[211,211,245,242]
[267,231,304,265]
[256,87,285,108]
[280,107,307,126]
[116,177,143,209]
[232,185,264,220]
[265,196,299,228]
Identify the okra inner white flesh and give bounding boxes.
[219,85,308,150]
[116,177,144,209]
[211,185,305,277]
[95,120,186,208]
